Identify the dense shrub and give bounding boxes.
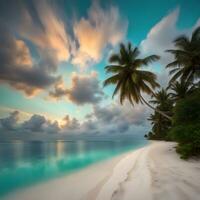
[172,89,200,124]
[168,89,200,159]
[168,123,200,159]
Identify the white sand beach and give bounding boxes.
[4,141,200,200]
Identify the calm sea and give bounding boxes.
[0,139,148,197]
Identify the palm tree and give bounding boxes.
[166,26,200,83]
[168,80,195,101]
[148,89,173,139]
[150,88,173,117]
[104,42,171,120]
[150,89,172,108]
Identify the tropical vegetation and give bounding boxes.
[103,43,171,120]
[104,26,200,159]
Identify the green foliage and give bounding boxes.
[176,144,193,159]
[172,89,200,125]
[168,89,200,159]
[168,124,200,159]
[168,80,195,101]
[104,42,160,105]
[147,89,173,140]
[166,26,200,83]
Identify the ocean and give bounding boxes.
[0,138,148,197]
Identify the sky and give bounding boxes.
[0,0,199,140]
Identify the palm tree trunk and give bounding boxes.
[140,95,172,121]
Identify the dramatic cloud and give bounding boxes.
[0,0,128,97]
[72,2,128,68]
[18,0,71,65]
[0,0,72,96]
[49,71,104,105]
[0,24,60,96]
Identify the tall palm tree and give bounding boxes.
[104,42,171,120]
[168,80,195,101]
[166,26,200,83]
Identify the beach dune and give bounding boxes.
[4,141,200,200]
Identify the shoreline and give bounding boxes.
[3,141,200,200]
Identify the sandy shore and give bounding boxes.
[4,141,200,200]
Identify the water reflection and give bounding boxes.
[0,139,147,197]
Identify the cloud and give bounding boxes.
[49,71,104,105]
[22,114,46,132]
[140,7,200,67]
[72,2,128,69]
[0,101,149,140]
[1,0,127,70]
[0,0,71,96]
[66,71,104,105]
[140,7,200,88]
[0,111,20,130]
[0,23,60,96]
[48,79,69,100]
[18,0,71,65]
[22,114,60,134]
[0,0,128,97]
[61,115,80,130]
[83,100,150,137]
[91,101,148,126]
[140,8,180,66]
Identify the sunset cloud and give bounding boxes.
[0,0,128,98]
[61,115,80,130]
[19,0,71,64]
[0,24,60,96]
[72,2,128,68]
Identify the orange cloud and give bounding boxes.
[20,0,71,63]
[15,40,32,66]
[72,2,128,69]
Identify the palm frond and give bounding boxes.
[169,67,180,75]
[112,78,124,98]
[105,65,124,73]
[169,70,183,83]
[166,61,179,68]
[103,74,120,87]
[109,54,121,63]
[142,55,160,65]
[174,35,190,49]
[191,26,200,43]
[132,47,140,58]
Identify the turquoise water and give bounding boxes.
[0,139,148,197]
